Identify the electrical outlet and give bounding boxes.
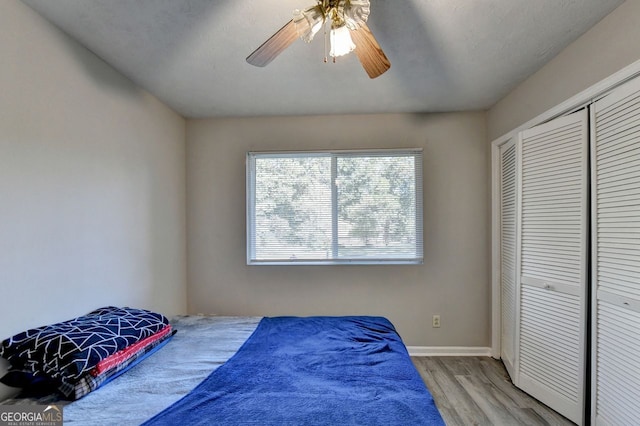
[432,315,441,328]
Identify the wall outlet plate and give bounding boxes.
[432,315,441,328]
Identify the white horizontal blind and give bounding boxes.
[517,111,588,425]
[247,150,423,265]
[499,140,517,378]
[592,76,640,426]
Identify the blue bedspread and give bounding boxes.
[143,316,445,425]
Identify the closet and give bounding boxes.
[591,76,640,425]
[517,111,589,424]
[495,75,640,425]
[499,139,517,380]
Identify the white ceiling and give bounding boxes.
[22,0,623,118]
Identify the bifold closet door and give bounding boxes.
[516,110,588,425]
[499,139,517,380]
[592,76,640,425]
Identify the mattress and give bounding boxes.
[144,316,444,426]
[1,316,261,425]
[2,315,443,425]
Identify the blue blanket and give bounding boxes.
[143,316,444,425]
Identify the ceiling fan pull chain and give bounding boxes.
[324,19,328,63]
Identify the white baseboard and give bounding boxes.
[407,346,493,357]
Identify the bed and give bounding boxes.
[1,313,444,425]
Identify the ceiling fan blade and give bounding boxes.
[247,20,306,67]
[350,23,391,79]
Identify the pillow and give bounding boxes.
[0,306,169,393]
[1,325,175,400]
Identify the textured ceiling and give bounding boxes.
[22,0,623,118]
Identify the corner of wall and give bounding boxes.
[487,0,640,141]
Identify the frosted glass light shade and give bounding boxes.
[330,26,355,57]
[293,6,324,43]
[344,0,370,29]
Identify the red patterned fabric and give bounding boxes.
[90,325,172,377]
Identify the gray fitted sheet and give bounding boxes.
[1,316,261,425]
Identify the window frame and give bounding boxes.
[246,148,423,265]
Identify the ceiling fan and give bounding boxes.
[246,0,390,79]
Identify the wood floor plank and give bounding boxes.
[456,374,522,425]
[412,356,576,426]
[475,357,539,409]
[412,358,468,426]
[417,357,492,425]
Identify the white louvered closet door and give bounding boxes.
[592,76,640,426]
[516,111,588,425]
[499,139,517,380]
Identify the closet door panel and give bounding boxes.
[517,111,588,425]
[499,139,517,379]
[596,301,640,426]
[592,76,640,426]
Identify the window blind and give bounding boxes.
[247,149,423,265]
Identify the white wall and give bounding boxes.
[187,112,490,347]
[488,0,640,140]
[0,0,187,398]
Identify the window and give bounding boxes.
[247,149,423,265]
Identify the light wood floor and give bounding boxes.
[411,357,575,426]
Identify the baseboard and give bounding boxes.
[407,346,493,357]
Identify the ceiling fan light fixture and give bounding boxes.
[246,0,389,78]
[293,6,325,43]
[329,25,355,57]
